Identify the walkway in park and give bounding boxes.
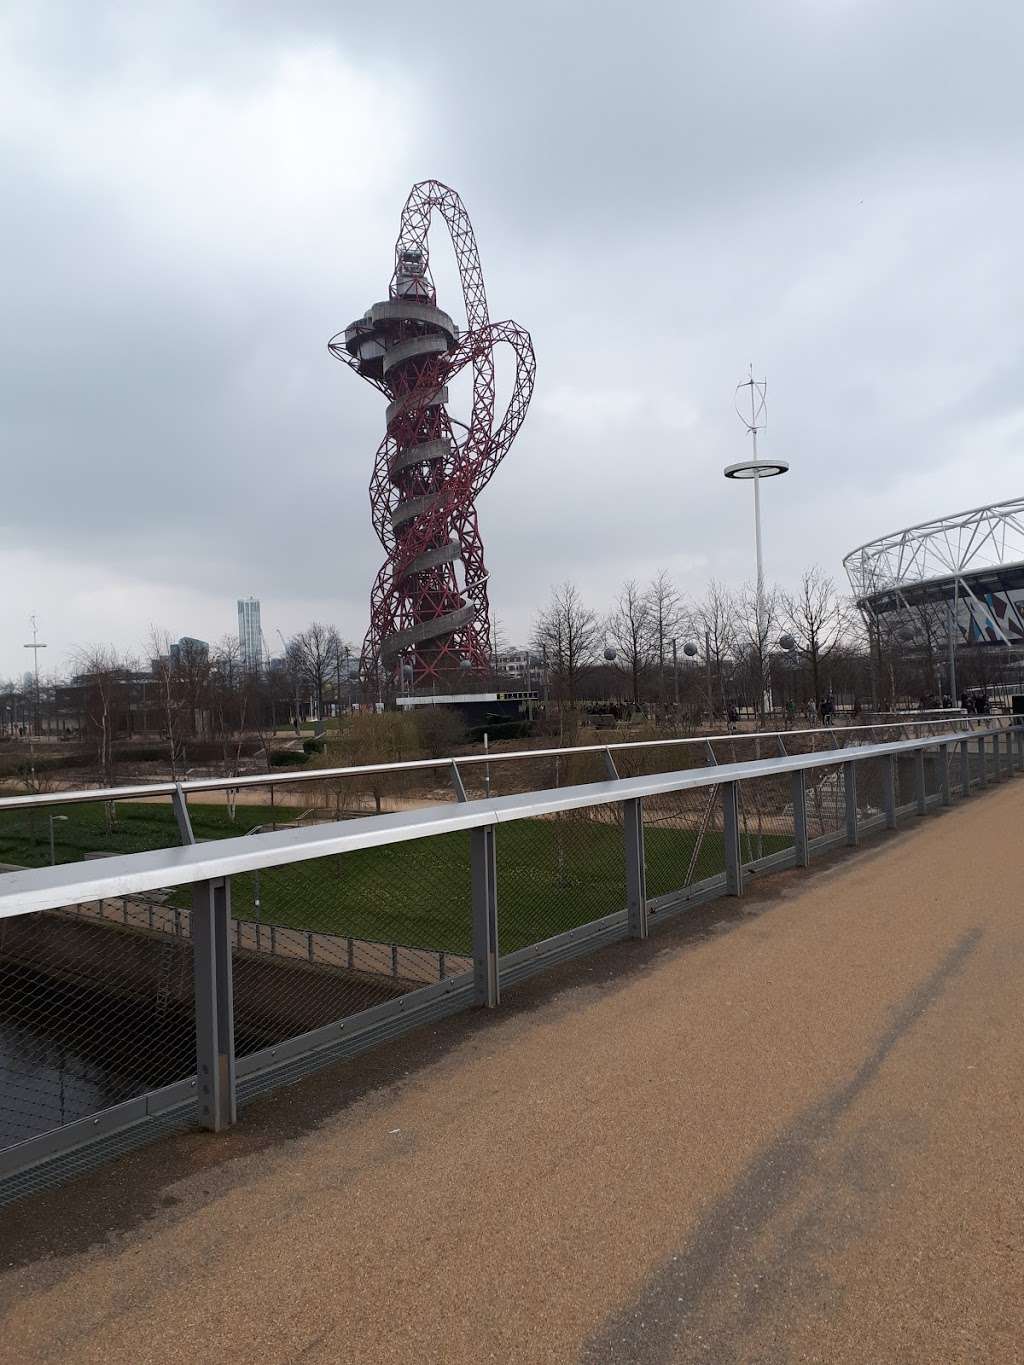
[2,781,1022,1364]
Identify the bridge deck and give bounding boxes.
[2,781,1021,1364]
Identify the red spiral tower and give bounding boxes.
[329,181,535,696]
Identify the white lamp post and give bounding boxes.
[724,368,789,715]
[48,813,69,866]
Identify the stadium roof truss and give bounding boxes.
[843,496,1024,647]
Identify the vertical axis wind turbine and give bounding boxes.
[23,613,47,737]
[724,368,789,708]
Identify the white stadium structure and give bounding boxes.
[844,496,1024,648]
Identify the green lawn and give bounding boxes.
[0,799,290,866]
[0,800,790,955]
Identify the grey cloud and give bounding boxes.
[2,1,1024,671]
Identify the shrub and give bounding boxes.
[332,710,420,766]
[413,707,467,757]
[269,750,308,767]
[468,719,533,743]
[111,744,168,763]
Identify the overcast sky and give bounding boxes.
[3,0,1023,679]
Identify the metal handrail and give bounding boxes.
[0,718,1016,1185]
[0,724,1005,920]
[0,715,1000,814]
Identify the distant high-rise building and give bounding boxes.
[169,637,209,667]
[238,597,262,672]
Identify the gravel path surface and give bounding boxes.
[1,781,1021,1363]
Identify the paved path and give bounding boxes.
[2,782,1022,1363]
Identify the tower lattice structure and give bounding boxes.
[329,181,535,694]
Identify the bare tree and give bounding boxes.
[532,582,599,711]
[175,637,212,737]
[735,582,781,721]
[330,638,356,719]
[783,567,854,704]
[209,635,250,792]
[74,645,136,788]
[690,580,738,717]
[646,570,683,710]
[490,614,510,663]
[148,630,186,778]
[607,579,655,707]
[287,623,341,720]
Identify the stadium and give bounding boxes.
[844,495,1024,705]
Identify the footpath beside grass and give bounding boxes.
[0,799,789,955]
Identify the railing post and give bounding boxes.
[977,736,988,787]
[623,797,648,939]
[939,743,952,805]
[791,768,809,867]
[172,783,196,845]
[959,739,970,797]
[722,782,743,897]
[843,762,858,846]
[449,761,468,802]
[1000,730,1011,780]
[883,754,897,829]
[915,748,927,815]
[192,877,236,1133]
[470,825,499,1008]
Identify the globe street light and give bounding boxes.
[683,639,715,720]
[776,634,798,722]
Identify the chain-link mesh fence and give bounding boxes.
[0,903,196,1149]
[0,720,1007,1189]
[804,761,848,841]
[495,805,627,954]
[0,722,991,875]
[895,751,919,811]
[924,746,944,805]
[737,772,796,867]
[643,785,726,904]
[230,832,473,1059]
[853,755,889,832]
[966,737,987,790]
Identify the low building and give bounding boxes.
[494,648,546,690]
